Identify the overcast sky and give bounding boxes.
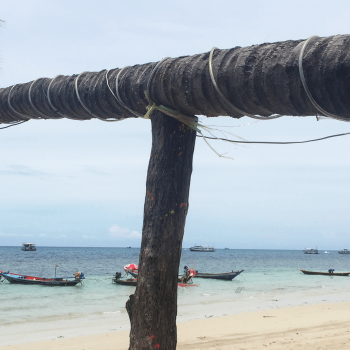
[1,0,350,249]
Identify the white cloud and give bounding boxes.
[109,225,141,239]
[129,230,142,238]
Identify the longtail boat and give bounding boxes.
[113,278,138,286]
[298,268,350,276]
[129,269,244,280]
[0,270,84,286]
[113,279,198,287]
[113,272,198,287]
[194,270,244,280]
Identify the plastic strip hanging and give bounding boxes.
[115,67,144,118]
[75,72,121,122]
[298,35,350,122]
[209,47,283,120]
[7,85,31,120]
[197,131,350,144]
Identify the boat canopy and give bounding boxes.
[124,264,139,271]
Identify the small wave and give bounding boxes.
[201,294,211,296]
[103,311,121,314]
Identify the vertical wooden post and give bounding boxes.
[128,111,197,350]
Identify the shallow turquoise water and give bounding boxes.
[1,247,350,328]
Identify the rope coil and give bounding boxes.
[74,72,101,120]
[74,72,121,122]
[115,67,144,118]
[47,76,77,120]
[298,36,349,122]
[145,57,170,106]
[47,76,62,114]
[208,47,282,120]
[104,69,125,120]
[7,85,31,120]
[28,78,49,119]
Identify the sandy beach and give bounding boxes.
[3,302,350,350]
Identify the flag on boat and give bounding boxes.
[123,264,138,272]
[188,269,197,277]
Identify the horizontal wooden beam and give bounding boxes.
[1,35,350,124]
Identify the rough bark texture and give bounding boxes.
[129,111,196,350]
[2,35,350,124]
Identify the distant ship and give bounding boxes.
[21,243,36,251]
[224,248,229,250]
[339,249,350,254]
[303,247,318,254]
[190,245,215,252]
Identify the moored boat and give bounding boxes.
[129,268,243,281]
[303,247,319,254]
[189,245,215,252]
[298,268,350,276]
[113,272,198,287]
[338,249,350,254]
[113,278,138,286]
[21,243,36,251]
[113,272,137,286]
[194,270,244,280]
[0,270,84,286]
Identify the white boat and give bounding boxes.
[189,245,215,252]
[21,243,36,251]
[303,247,318,254]
[338,249,350,254]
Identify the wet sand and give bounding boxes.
[3,302,350,350]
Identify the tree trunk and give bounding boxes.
[128,110,196,350]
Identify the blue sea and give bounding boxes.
[1,246,350,345]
